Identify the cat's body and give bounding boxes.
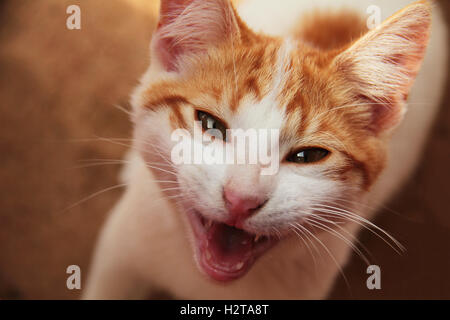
[84,0,448,299]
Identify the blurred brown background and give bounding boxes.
[0,0,449,299]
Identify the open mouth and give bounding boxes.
[186,210,278,282]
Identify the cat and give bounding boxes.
[84,0,448,299]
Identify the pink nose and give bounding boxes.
[223,188,265,224]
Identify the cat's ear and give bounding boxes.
[332,0,431,134]
[151,0,240,72]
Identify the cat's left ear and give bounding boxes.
[151,0,240,72]
[332,0,431,134]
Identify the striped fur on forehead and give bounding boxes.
[278,42,343,142]
[143,35,284,115]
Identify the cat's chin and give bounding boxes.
[186,210,278,282]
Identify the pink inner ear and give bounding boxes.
[333,2,431,134]
[356,93,404,133]
[155,0,197,71]
[158,0,194,26]
[153,0,238,72]
[154,35,186,72]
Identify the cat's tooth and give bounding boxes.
[205,219,212,229]
[234,262,244,270]
[205,250,212,260]
[254,235,261,242]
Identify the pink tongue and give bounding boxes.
[206,223,254,268]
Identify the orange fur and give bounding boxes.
[293,10,368,51]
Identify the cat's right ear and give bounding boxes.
[151,0,240,72]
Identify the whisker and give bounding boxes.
[311,205,405,254]
[295,222,352,294]
[304,216,370,265]
[113,103,133,117]
[289,222,319,271]
[308,213,375,262]
[59,183,127,214]
[309,193,403,220]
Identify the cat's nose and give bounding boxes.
[223,187,266,226]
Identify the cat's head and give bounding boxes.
[131,0,431,281]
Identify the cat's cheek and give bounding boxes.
[131,111,184,191]
[246,171,350,234]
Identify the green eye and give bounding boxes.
[287,148,329,164]
[196,110,228,141]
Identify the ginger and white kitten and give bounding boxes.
[84,0,448,299]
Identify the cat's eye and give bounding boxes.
[287,148,330,164]
[196,110,228,141]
